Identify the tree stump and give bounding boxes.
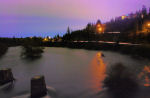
[0,68,14,85]
[31,75,47,98]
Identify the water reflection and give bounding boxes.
[1,47,150,98]
[0,82,15,93]
[139,65,150,87]
[90,52,106,92]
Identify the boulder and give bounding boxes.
[0,68,14,85]
[31,75,47,98]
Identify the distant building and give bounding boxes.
[116,13,138,20]
[95,20,105,34]
[141,20,150,34]
[136,18,150,35]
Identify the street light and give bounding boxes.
[43,38,48,42]
[97,24,101,28]
[121,16,126,20]
[146,22,150,33]
[98,27,102,32]
[148,23,150,27]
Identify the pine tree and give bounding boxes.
[142,5,147,16]
[149,8,150,15]
[67,27,71,34]
[96,20,102,25]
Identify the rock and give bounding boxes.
[31,75,47,98]
[13,75,56,98]
[102,53,105,57]
[0,68,14,86]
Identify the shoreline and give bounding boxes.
[43,42,150,59]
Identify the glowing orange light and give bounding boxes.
[90,52,106,91]
[122,16,126,20]
[97,52,101,57]
[148,23,150,27]
[97,24,101,27]
[144,66,150,73]
[43,38,48,42]
[144,84,150,87]
[138,66,150,87]
[98,27,102,32]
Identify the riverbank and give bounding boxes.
[0,43,8,57]
[43,42,150,59]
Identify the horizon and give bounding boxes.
[0,0,150,38]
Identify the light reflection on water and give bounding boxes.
[0,47,150,98]
[138,65,150,87]
[90,52,106,93]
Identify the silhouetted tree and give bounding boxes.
[104,63,138,98]
[0,43,8,57]
[142,5,147,16]
[149,8,150,15]
[67,27,71,34]
[61,6,150,43]
[21,37,44,59]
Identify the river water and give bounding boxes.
[0,47,150,98]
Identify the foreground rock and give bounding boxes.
[0,68,15,86]
[31,75,47,98]
[13,75,56,98]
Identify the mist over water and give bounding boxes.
[0,47,149,98]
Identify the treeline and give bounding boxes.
[0,37,44,59]
[0,38,20,57]
[1,37,150,58]
[0,37,43,47]
[62,6,150,43]
[105,6,149,33]
[0,43,8,57]
[20,37,44,59]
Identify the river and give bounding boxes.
[0,47,150,98]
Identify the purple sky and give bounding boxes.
[0,0,150,37]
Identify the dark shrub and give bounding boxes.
[0,43,8,57]
[103,63,138,98]
[21,37,44,59]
